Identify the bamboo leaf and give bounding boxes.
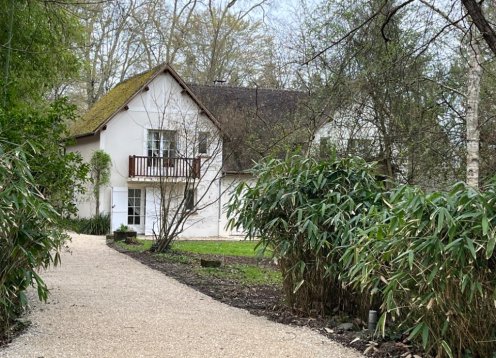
[486,229,496,259]
[293,279,305,294]
[441,340,454,358]
[482,215,489,236]
[408,322,424,341]
[436,208,444,233]
[421,324,429,348]
[465,238,477,260]
[377,313,387,337]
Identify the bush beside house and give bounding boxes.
[228,154,496,357]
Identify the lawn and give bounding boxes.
[113,238,279,286]
[173,240,268,257]
[115,239,269,257]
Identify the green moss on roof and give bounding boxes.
[69,66,161,137]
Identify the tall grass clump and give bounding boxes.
[343,182,496,357]
[0,144,66,336]
[68,213,110,235]
[227,154,383,315]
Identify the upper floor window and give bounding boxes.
[198,132,209,155]
[148,130,176,158]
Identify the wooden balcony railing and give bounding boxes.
[129,156,201,179]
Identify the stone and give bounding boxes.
[200,259,222,268]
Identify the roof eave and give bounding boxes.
[67,131,98,141]
[93,63,170,134]
[88,63,226,139]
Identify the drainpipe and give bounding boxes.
[217,172,226,237]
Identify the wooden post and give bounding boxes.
[192,158,201,178]
[129,156,135,177]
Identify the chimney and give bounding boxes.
[213,79,226,86]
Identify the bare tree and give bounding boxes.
[78,0,146,107]
[132,0,199,68]
[133,87,225,252]
[178,0,273,85]
[465,38,483,187]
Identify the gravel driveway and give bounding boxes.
[0,234,363,358]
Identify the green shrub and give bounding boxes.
[343,182,496,356]
[228,154,383,315]
[0,144,66,335]
[68,213,110,235]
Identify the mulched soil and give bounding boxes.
[109,241,424,358]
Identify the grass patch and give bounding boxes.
[114,239,153,252]
[196,264,281,285]
[173,240,269,258]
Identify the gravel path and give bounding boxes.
[0,234,363,358]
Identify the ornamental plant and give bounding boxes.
[342,182,496,357]
[227,154,384,315]
[0,141,66,336]
[89,150,111,217]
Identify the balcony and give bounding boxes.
[128,156,201,179]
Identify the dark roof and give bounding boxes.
[188,84,309,172]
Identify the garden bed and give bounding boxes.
[108,239,420,357]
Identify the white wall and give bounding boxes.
[143,177,221,238]
[66,134,100,218]
[312,109,379,157]
[219,174,254,237]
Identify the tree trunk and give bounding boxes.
[95,190,100,217]
[465,41,482,188]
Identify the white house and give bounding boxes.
[67,64,306,237]
[313,107,380,160]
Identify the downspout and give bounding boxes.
[217,171,227,237]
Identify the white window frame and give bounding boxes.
[127,188,142,225]
[147,130,177,159]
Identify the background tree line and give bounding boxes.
[68,0,496,190]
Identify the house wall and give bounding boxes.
[66,134,100,218]
[77,72,223,237]
[312,114,379,157]
[219,174,254,237]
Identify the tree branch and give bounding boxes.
[461,0,496,55]
[301,2,389,65]
[381,0,415,43]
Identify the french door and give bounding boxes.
[127,188,145,233]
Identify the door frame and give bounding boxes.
[127,187,145,234]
